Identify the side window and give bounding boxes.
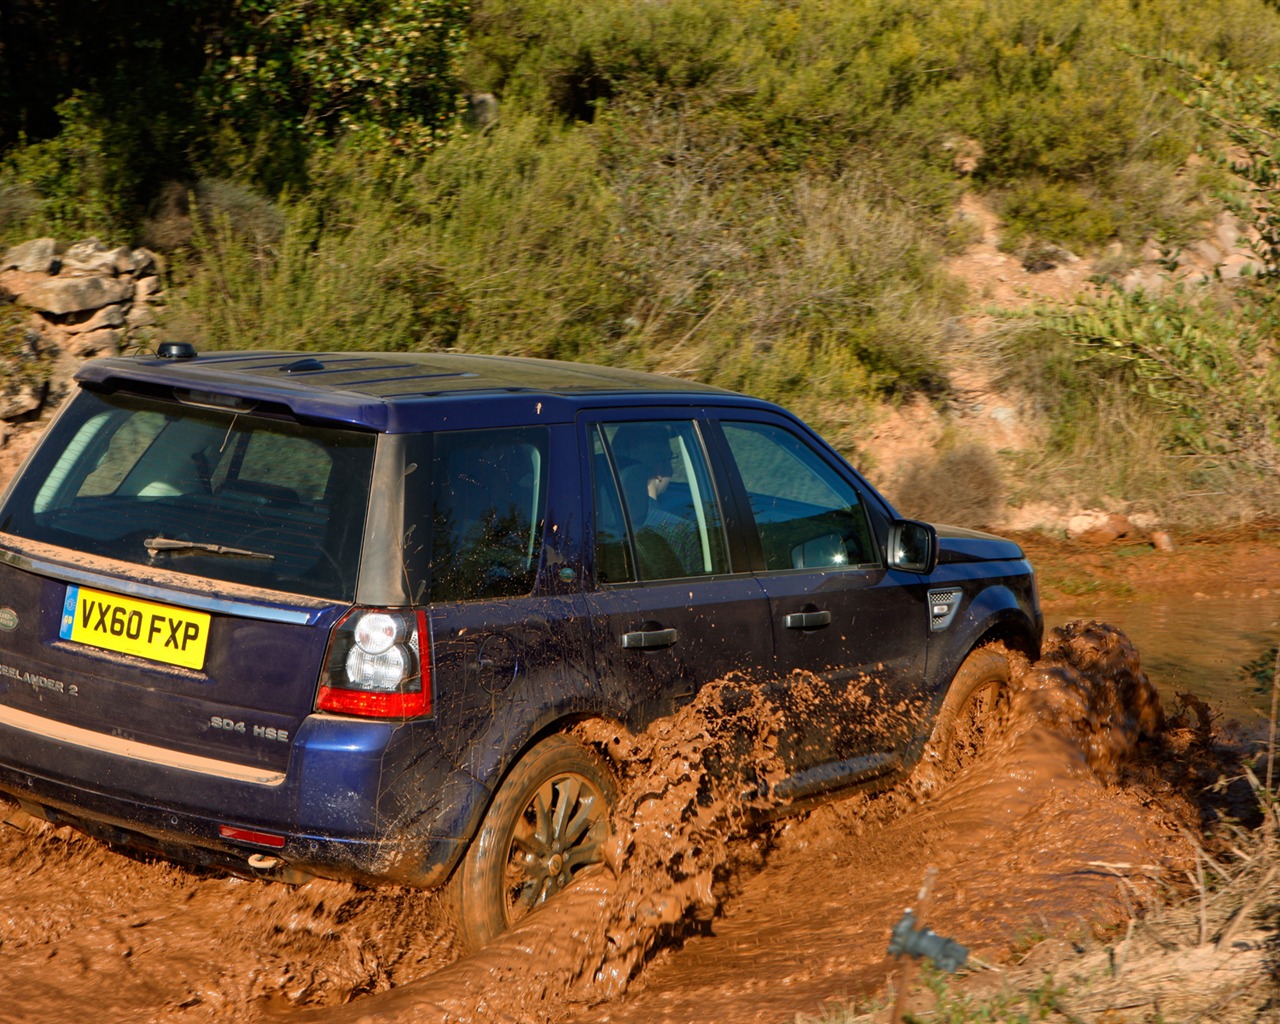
[592,419,729,582]
[429,428,548,602]
[590,427,635,584]
[722,421,878,571]
[228,433,333,504]
[77,411,167,497]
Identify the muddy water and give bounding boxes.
[0,623,1201,1024]
[1050,593,1279,726]
[560,623,1192,1024]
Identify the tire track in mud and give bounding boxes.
[0,623,1202,1024]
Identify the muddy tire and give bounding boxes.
[451,733,617,950]
[922,646,1012,778]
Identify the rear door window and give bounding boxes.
[420,428,549,602]
[590,419,729,582]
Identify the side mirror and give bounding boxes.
[887,520,937,574]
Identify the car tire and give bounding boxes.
[450,733,618,950]
[923,645,1012,777]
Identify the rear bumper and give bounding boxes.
[0,709,481,888]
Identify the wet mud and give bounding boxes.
[0,623,1211,1024]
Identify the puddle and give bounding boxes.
[1049,592,1280,726]
[0,622,1210,1024]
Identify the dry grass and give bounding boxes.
[800,826,1279,1024]
[802,655,1280,1024]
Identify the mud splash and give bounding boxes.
[580,623,1193,1024]
[0,622,1201,1024]
[0,817,458,1024]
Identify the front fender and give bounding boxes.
[931,579,1041,710]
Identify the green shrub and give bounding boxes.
[1000,287,1279,520]
[998,179,1119,254]
[2,93,128,238]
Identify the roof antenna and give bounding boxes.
[157,341,197,360]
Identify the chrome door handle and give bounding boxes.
[621,627,678,649]
[783,610,832,629]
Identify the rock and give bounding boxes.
[66,328,123,358]
[1188,239,1225,267]
[0,269,49,299]
[1,238,56,274]
[1066,511,1132,544]
[466,92,500,129]
[1219,253,1262,280]
[126,304,157,328]
[129,249,158,277]
[61,238,133,278]
[0,383,46,421]
[16,275,133,315]
[1150,530,1175,553]
[134,274,163,300]
[63,303,127,334]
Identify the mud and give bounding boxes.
[0,623,1208,1024]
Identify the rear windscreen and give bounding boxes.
[0,389,375,601]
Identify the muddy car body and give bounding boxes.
[0,350,1041,943]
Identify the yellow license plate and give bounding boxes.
[59,585,211,670]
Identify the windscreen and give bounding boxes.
[0,389,375,601]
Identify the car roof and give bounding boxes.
[75,350,745,432]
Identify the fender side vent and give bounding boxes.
[928,588,962,632]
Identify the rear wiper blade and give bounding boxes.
[144,537,275,560]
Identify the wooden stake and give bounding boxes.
[891,866,938,1024]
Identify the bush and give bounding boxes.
[890,442,1005,528]
[998,179,1118,254]
[2,94,128,239]
[1000,288,1280,521]
[0,182,40,245]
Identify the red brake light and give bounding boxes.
[316,609,431,718]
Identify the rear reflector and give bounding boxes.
[218,825,286,849]
[315,685,430,717]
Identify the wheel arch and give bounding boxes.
[950,581,1042,668]
[434,702,629,884]
[903,584,1039,770]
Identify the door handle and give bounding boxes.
[783,610,832,629]
[621,627,678,649]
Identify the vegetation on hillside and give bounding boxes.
[1,0,1279,523]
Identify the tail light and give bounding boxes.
[317,609,431,717]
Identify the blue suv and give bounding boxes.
[0,348,1041,947]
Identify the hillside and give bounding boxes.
[2,0,1280,529]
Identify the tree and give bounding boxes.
[201,0,469,186]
